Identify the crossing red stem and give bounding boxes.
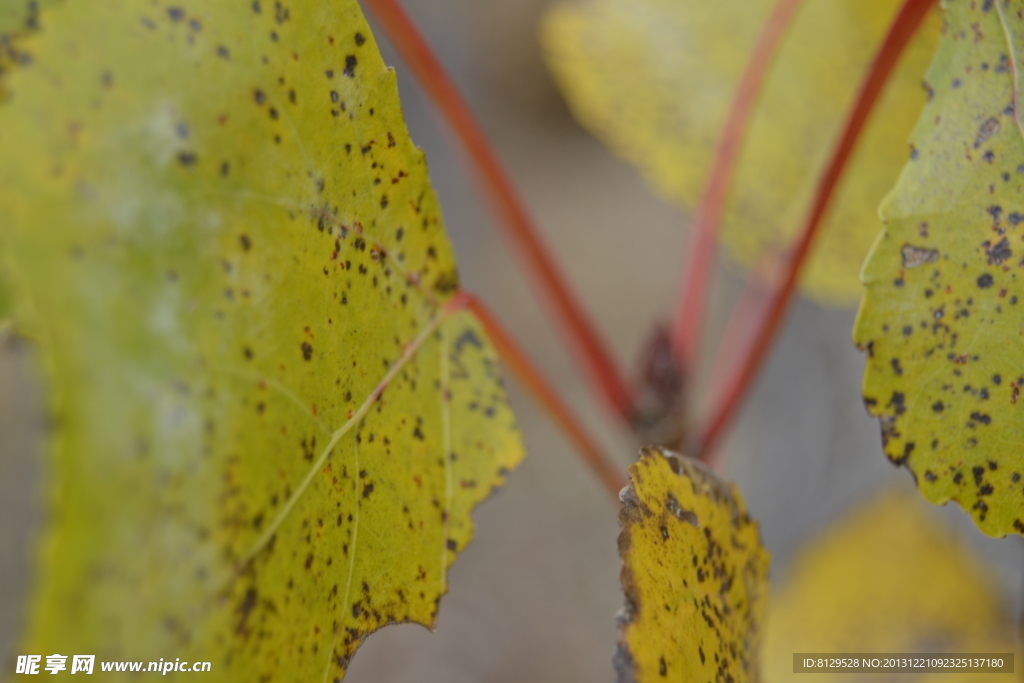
[697,0,937,463]
[364,0,635,424]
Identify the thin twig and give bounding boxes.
[670,0,805,380]
[697,0,937,464]
[704,257,778,410]
[697,256,778,468]
[363,0,635,424]
[465,294,627,499]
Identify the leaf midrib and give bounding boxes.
[994,0,1024,145]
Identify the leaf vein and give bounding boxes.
[238,301,456,569]
[322,431,360,683]
[995,0,1024,144]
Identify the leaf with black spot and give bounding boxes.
[0,0,524,679]
[615,446,768,683]
[855,0,1024,537]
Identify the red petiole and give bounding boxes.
[696,0,938,463]
[365,0,938,492]
[466,295,627,497]
[362,0,635,426]
[670,0,805,383]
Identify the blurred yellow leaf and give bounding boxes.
[0,0,523,679]
[615,446,769,682]
[855,0,1024,537]
[542,0,939,305]
[764,491,1015,682]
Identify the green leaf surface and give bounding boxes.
[855,0,1024,537]
[0,0,59,100]
[0,0,51,33]
[0,0,523,679]
[542,0,939,304]
[615,446,769,683]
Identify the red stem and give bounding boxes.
[670,0,805,380]
[697,0,937,463]
[363,0,635,423]
[705,257,778,407]
[698,257,777,469]
[465,294,627,498]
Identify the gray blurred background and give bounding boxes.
[2,0,1022,681]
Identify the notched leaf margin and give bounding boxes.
[614,445,766,683]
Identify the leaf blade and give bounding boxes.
[855,0,1024,537]
[0,0,524,678]
[615,446,769,683]
[542,0,940,304]
[764,492,1015,681]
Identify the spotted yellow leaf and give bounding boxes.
[0,0,52,32]
[1,0,59,330]
[0,0,59,101]
[764,491,1015,682]
[542,0,939,304]
[615,446,769,683]
[855,0,1024,537]
[0,0,524,679]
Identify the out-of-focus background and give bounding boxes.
[1,0,1021,681]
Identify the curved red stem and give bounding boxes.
[697,0,938,463]
[670,0,805,380]
[466,295,626,498]
[363,0,635,424]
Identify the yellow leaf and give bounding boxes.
[0,0,51,32]
[0,0,59,101]
[542,0,939,305]
[764,491,1015,682]
[0,1,523,679]
[615,446,769,683]
[854,0,1024,537]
